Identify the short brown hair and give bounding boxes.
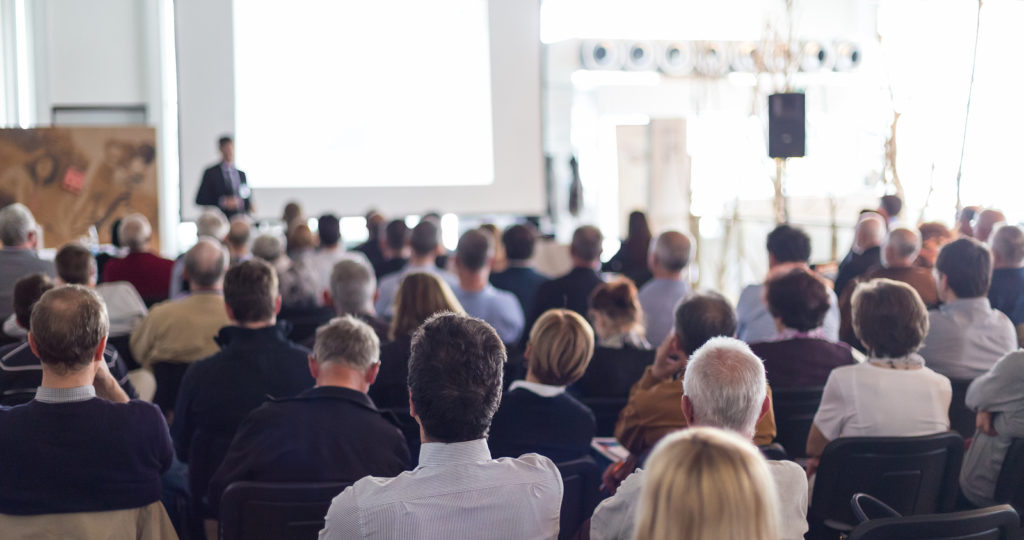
[571,225,603,262]
[589,277,643,331]
[765,269,830,332]
[936,237,992,298]
[527,309,595,386]
[852,278,929,358]
[389,272,465,340]
[29,285,109,374]
[14,274,55,329]
[455,229,493,272]
[55,243,96,285]
[224,259,279,323]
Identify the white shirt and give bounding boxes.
[508,380,565,398]
[96,282,148,337]
[812,359,951,441]
[319,439,563,540]
[917,297,1018,380]
[308,248,373,302]
[590,460,809,540]
[375,263,459,317]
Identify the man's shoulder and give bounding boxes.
[766,458,807,482]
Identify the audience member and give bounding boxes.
[638,231,693,344]
[374,219,410,279]
[280,224,322,308]
[207,316,409,517]
[369,272,464,410]
[0,286,172,519]
[974,209,1006,244]
[987,224,1024,326]
[915,221,953,269]
[603,211,654,287]
[752,269,855,387]
[490,224,549,318]
[170,209,229,299]
[451,229,524,343]
[833,212,885,296]
[0,203,55,324]
[320,312,562,539]
[526,225,605,336]
[918,238,1017,379]
[225,216,252,266]
[593,338,804,540]
[737,224,840,343]
[322,259,389,342]
[479,223,508,273]
[102,213,174,305]
[489,309,596,462]
[55,243,147,337]
[281,201,304,232]
[310,213,372,299]
[172,259,314,523]
[353,210,386,272]
[958,206,980,238]
[807,279,951,473]
[375,220,457,316]
[878,194,902,226]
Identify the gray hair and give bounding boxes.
[313,315,380,372]
[196,209,229,239]
[118,213,152,251]
[330,259,376,315]
[855,213,886,251]
[29,285,109,373]
[682,337,766,439]
[571,225,603,262]
[992,224,1024,267]
[184,237,229,287]
[252,233,284,261]
[652,231,692,272]
[0,203,37,247]
[882,227,921,267]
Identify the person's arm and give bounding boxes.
[805,370,847,460]
[196,169,216,206]
[613,334,687,456]
[966,352,1024,413]
[318,486,362,540]
[107,349,138,400]
[94,356,130,403]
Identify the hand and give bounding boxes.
[650,333,686,381]
[977,411,998,437]
[220,196,240,210]
[93,359,130,403]
[601,455,637,495]
[805,456,820,478]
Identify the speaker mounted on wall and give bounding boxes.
[768,93,805,158]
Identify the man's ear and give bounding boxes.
[523,343,532,363]
[408,391,418,420]
[274,295,282,315]
[94,336,108,364]
[681,395,695,425]
[322,291,332,309]
[365,362,380,385]
[758,394,770,421]
[308,354,319,380]
[225,304,236,323]
[27,333,40,358]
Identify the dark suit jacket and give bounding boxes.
[526,267,604,339]
[206,386,410,516]
[488,387,596,463]
[491,266,549,318]
[572,345,655,400]
[990,267,1024,325]
[834,246,881,296]
[751,337,856,388]
[368,334,412,411]
[196,162,251,218]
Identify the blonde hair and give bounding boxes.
[389,272,465,340]
[634,427,779,540]
[526,309,595,386]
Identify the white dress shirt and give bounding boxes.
[917,297,1018,380]
[319,438,563,540]
[508,380,565,398]
[96,282,148,337]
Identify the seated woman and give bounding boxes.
[574,278,653,400]
[806,279,951,471]
[488,309,596,462]
[634,427,779,540]
[751,268,856,388]
[368,272,464,410]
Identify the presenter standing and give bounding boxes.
[196,135,252,218]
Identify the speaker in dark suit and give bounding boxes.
[768,93,805,158]
[195,135,252,218]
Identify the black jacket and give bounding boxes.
[196,163,251,218]
[488,387,595,463]
[368,335,412,411]
[525,267,604,339]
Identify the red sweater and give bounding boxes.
[102,252,174,303]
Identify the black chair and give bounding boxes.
[153,361,191,414]
[278,306,335,345]
[994,438,1024,514]
[771,386,824,459]
[555,457,601,540]
[807,432,965,539]
[847,493,1019,540]
[949,378,977,440]
[107,334,141,371]
[220,481,352,540]
[759,442,788,461]
[578,397,629,437]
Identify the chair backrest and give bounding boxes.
[847,504,1020,540]
[220,481,352,540]
[278,306,334,345]
[948,378,977,440]
[810,432,964,533]
[994,438,1024,514]
[771,386,824,459]
[556,457,602,540]
[152,361,191,414]
[579,397,629,437]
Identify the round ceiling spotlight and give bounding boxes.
[800,41,835,72]
[580,40,623,70]
[833,41,861,72]
[730,42,760,73]
[623,41,656,71]
[657,41,695,76]
[694,42,730,77]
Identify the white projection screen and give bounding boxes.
[176,0,543,220]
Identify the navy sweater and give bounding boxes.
[488,387,596,463]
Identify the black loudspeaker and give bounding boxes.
[768,93,805,158]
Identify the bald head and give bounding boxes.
[992,225,1024,269]
[882,227,921,268]
[185,237,229,289]
[854,213,885,252]
[28,285,108,374]
[118,213,152,252]
[650,231,692,275]
[975,209,1006,244]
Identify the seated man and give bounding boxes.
[451,229,524,344]
[374,219,410,279]
[0,274,136,406]
[320,259,390,343]
[526,225,605,337]
[320,313,563,539]
[0,285,172,515]
[833,213,885,297]
[591,337,808,540]
[101,213,174,305]
[225,216,253,266]
[637,231,693,345]
[918,238,1017,379]
[208,316,409,517]
[0,203,55,328]
[55,242,148,337]
[310,213,372,299]
[987,224,1024,327]
[375,220,458,317]
[490,224,549,317]
[172,259,315,522]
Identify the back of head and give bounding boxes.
[408,312,506,442]
[627,211,652,243]
[384,219,410,252]
[936,237,992,298]
[330,259,376,315]
[14,274,55,329]
[224,258,278,324]
[975,209,1006,243]
[765,224,811,264]
[282,202,303,228]
[527,309,595,386]
[252,233,284,261]
[317,214,341,247]
[55,243,97,285]
[682,337,766,437]
[0,203,37,247]
[765,269,829,332]
[118,213,152,252]
[502,224,536,262]
[855,213,886,251]
[313,315,380,373]
[991,225,1024,268]
[410,221,440,257]
[390,272,464,339]
[882,227,921,268]
[590,277,643,328]
[852,278,929,358]
[653,231,692,273]
[918,222,952,244]
[226,217,252,249]
[571,225,603,263]
[455,229,493,272]
[185,237,229,288]
[634,427,778,540]
[196,209,229,239]
[880,195,902,219]
[288,224,315,252]
[674,292,738,355]
[365,211,385,238]
[29,285,109,374]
